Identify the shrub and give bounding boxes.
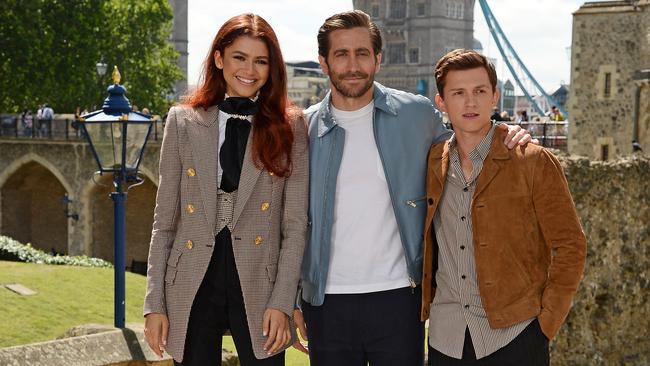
[0,236,112,268]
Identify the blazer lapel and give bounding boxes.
[187,106,219,235]
[233,126,262,227]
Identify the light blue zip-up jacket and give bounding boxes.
[301,82,452,306]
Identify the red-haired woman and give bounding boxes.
[143,14,308,366]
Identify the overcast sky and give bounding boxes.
[187,0,590,94]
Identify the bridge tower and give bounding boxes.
[353,0,476,97]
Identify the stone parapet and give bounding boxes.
[0,323,239,366]
[0,324,172,366]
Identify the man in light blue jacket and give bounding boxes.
[292,10,530,365]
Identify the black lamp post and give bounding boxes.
[79,66,153,328]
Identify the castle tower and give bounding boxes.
[568,0,650,159]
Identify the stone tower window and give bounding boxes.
[389,0,406,19]
[371,3,380,18]
[596,137,614,160]
[597,65,617,100]
[446,1,464,19]
[409,48,420,64]
[601,144,609,161]
[388,43,406,64]
[416,2,426,16]
[604,72,612,98]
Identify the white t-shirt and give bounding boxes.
[325,101,410,294]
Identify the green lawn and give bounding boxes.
[0,260,309,365]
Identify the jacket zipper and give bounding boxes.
[372,110,416,289]
[405,196,426,207]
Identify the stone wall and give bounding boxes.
[551,153,649,365]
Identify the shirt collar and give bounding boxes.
[220,93,257,122]
[449,122,496,164]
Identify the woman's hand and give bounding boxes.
[262,308,292,355]
[144,312,169,358]
[292,308,309,354]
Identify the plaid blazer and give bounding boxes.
[144,105,309,361]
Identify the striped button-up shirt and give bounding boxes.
[428,123,533,359]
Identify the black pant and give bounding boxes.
[302,286,425,366]
[428,319,549,366]
[175,228,284,366]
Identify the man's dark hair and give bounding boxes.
[317,10,382,58]
[434,49,497,98]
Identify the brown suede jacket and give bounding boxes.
[421,129,587,340]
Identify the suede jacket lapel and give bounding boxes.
[474,131,511,200]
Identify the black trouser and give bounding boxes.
[302,286,425,366]
[428,319,549,366]
[175,228,284,366]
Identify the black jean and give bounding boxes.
[175,228,284,366]
[428,319,549,366]
[303,286,425,366]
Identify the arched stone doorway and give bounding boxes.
[1,161,69,254]
[89,175,157,274]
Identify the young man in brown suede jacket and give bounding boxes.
[421,49,587,366]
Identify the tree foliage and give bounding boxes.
[0,0,183,114]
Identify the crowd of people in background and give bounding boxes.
[489,106,564,124]
[19,103,54,137]
[7,103,158,139]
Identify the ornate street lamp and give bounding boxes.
[96,61,108,77]
[79,66,153,328]
[96,60,108,106]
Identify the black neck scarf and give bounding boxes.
[218,97,258,192]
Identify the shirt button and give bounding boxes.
[185,240,194,249]
[186,168,196,177]
[461,216,466,221]
[428,198,434,205]
[464,304,470,309]
[463,187,468,192]
[261,202,270,211]
[461,275,466,280]
[460,245,465,250]
[186,204,195,214]
[254,236,263,245]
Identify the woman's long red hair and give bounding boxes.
[185,14,297,177]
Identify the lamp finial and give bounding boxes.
[112,66,121,84]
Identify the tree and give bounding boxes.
[0,0,183,114]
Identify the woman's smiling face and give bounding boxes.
[215,36,270,98]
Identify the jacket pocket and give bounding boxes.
[266,264,278,283]
[164,268,177,285]
[167,248,183,268]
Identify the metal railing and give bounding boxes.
[508,121,568,149]
[2,114,567,149]
[0,114,163,142]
